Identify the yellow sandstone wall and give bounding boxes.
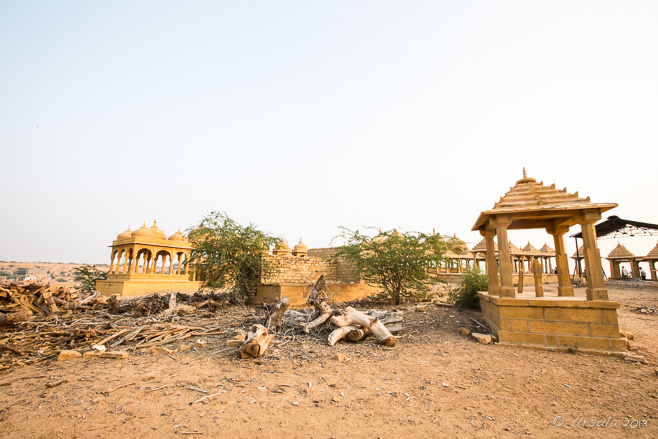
[97,275,203,297]
[478,292,626,353]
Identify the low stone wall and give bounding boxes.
[478,292,627,354]
[261,253,358,285]
[252,282,378,307]
[97,274,202,297]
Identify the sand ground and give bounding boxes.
[0,282,656,438]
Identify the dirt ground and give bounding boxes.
[1,283,657,438]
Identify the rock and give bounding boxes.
[624,354,647,364]
[83,350,101,359]
[332,396,340,403]
[151,347,173,355]
[102,351,129,359]
[58,350,82,361]
[471,333,493,344]
[194,340,207,349]
[619,330,635,340]
[333,353,346,362]
[92,344,107,353]
[460,327,471,336]
[179,344,191,352]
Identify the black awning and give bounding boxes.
[570,215,658,239]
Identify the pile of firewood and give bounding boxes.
[0,284,231,368]
[232,276,403,359]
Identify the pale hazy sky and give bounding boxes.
[1,1,657,269]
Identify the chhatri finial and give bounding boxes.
[142,221,146,227]
[432,227,436,235]
[153,220,157,227]
[523,167,527,178]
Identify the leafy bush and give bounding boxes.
[334,227,447,305]
[187,211,278,299]
[70,265,108,293]
[448,267,488,310]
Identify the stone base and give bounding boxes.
[478,292,627,354]
[97,274,203,297]
[252,282,378,307]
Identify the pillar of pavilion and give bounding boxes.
[644,241,658,281]
[472,169,626,354]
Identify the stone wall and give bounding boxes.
[261,255,336,284]
[260,251,358,285]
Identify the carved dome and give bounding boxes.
[275,239,290,251]
[116,226,132,240]
[132,222,155,237]
[149,220,166,238]
[293,239,308,257]
[168,228,187,241]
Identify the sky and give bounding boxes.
[1,1,657,271]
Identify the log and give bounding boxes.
[77,291,101,305]
[0,309,31,326]
[346,326,370,342]
[239,324,275,359]
[331,307,396,347]
[300,275,332,333]
[282,309,313,327]
[328,325,361,346]
[266,296,290,331]
[300,301,332,333]
[40,288,60,313]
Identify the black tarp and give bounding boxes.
[570,215,658,239]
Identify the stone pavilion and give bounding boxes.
[472,170,627,353]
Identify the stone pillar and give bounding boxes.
[630,259,641,279]
[518,269,524,294]
[109,251,116,274]
[122,251,129,274]
[650,261,657,280]
[547,225,573,297]
[481,229,499,296]
[548,257,553,273]
[580,220,608,300]
[493,217,514,297]
[532,258,544,297]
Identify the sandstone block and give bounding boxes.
[472,333,493,344]
[619,330,634,340]
[83,351,101,359]
[527,321,589,335]
[624,354,647,364]
[194,340,207,349]
[58,350,82,361]
[589,324,622,337]
[460,327,471,336]
[601,310,619,324]
[179,344,191,352]
[498,331,546,345]
[151,347,173,355]
[498,307,543,320]
[101,351,129,359]
[510,320,529,332]
[334,353,346,362]
[544,308,601,323]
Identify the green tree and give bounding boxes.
[448,267,489,310]
[187,211,279,299]
[334,227,448,305]
[70,265,108,293]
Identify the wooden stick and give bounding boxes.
[101,380,136,395]
[191,391,223,404]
